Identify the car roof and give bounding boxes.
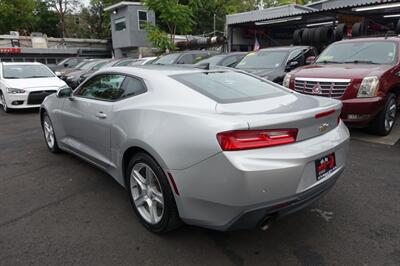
[259,46,312,52]
[335,36,400,44]
[1,62,44,65]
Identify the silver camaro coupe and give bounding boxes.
[40,65,350,233]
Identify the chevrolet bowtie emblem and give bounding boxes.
[319,123,329,133]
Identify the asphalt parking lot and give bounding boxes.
[0,110,399,266]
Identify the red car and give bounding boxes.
[283,37,400,136]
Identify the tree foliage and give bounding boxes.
[47,0,79,38]
[0,0,320,40]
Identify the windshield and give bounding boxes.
[3,64,54,79]
[80,60,100,70]
[57,58,69,66]
[171,71,286,103]
[316,41,397,64]
[153,53,181,65]
[236,51,288,69]
[92,60,110,70]
[130,59,146,66]
[195,55,225,66]
[115,59,135,66]
[75,60,96,70]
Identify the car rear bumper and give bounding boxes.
[341,97,385,126]
[170,122,350,231]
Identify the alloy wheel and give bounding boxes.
[130,162,164,224]
[384,99,397,132]
[43,116,55,149]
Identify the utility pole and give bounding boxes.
[213,13,216,37]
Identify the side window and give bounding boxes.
[178,54,193,64]
[119,76,147,99]
[193,53,209,63]
[138,11,148,31]
[287,50,305,66]
[76,74,125,101]
[67,58,78,67]
[115,17,126,31]
[304,48,317,58]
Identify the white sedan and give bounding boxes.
[0,62,67,113]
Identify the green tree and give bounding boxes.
[33,0,60,37]
[47,0,79,38]
[143,0,194,51]
[0,0,37,35]
[85,0,120,39]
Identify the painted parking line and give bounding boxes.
[350,116,400,146]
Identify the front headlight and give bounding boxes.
[282,74,291,88]
[6,88,26,94]
[357,76,379,98]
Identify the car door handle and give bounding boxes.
[95,112,107,119]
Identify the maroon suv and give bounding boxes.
[283,37,399,136]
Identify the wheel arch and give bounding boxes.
[388,84,400,105]
[39,107,47,126]
[121,144,169,188]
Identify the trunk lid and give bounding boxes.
[216,93,342,141]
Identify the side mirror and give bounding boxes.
[64,63,69,67]
[56,86,73,98]
[55,71,62,77]
[286,61,299,71]
[306,56,316,65]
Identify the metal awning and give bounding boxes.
[226,4,315,25]
[226,0,400,26]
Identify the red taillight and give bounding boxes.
[315,109,336,119]
[216,129,298,151]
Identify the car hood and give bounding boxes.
[3,77,66,89]
[291,63,393,79]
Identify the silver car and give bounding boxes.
[40,65,350,233]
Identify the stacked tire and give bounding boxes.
[293,26,334,47]
[292,23,351,47]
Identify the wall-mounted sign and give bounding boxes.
[0,48,21,54]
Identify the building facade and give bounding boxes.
[105,1,156,58]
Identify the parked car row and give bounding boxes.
[1,35,397,234]
[2,38,399,137]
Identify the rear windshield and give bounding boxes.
[153,54,181,65]
[171,71,286,103]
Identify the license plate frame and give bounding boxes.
[315,153,336,181]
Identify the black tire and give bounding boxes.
[293,29,303,45]
[126,152,182,233]
[334,23,347,41]
[0,91,11,113]
[41,112,61,153]
[352,22,365,37]
[302,28,313,45]
[396,19,400,34]
[316,26,333,45]
[368,93,397,136]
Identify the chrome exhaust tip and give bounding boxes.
[259,215,275,231]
